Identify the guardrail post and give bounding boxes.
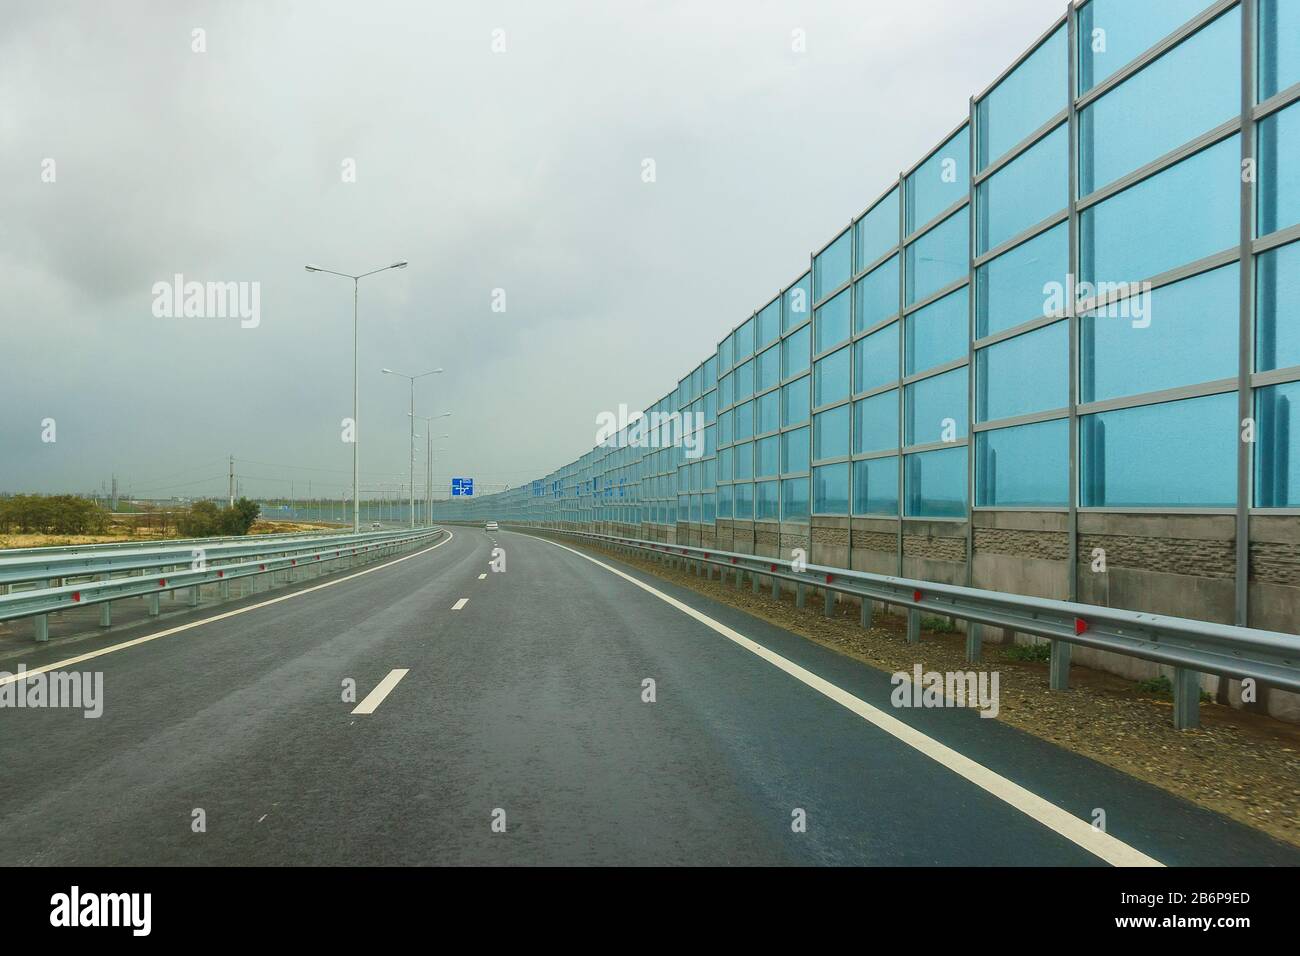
[34,614,49,641]
[98,574,112,627]
[188,585,199,607]
[1049,640,1071,690]
[752,571,761,594]
[823,588,834,617]
[860,598,872,629]
[734,567,743,590]
[148,593,160,616]
[907,609,921,644]
[772,575,781,599]
[220,579,231,599]
[1173,668,1202,730]
[796,582,806,609]
[965,622,982,663]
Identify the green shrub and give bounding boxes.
[1003,642,1051,663]
[0,494,109,534]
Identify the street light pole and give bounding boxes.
[410,411,451,526]
[384,368,442,528]
[305,259,408,533]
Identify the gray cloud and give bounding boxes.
[0,0,1061,500]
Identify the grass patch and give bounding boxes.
[1003,642,1051,663]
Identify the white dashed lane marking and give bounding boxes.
[351,668,410,715]
[452,598,469,610]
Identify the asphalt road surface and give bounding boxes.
[1,527,1296,866]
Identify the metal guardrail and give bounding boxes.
[0,527,427,589]
[523,527,1300,730]
[0,527,444,642]
[0,527,349,559]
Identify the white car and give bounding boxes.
[485,521,499,531]
[370,522,382,530]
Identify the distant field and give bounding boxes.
[0,518,343,550]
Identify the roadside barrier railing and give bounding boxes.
[0,527,444,642]
[516,525,1300,731]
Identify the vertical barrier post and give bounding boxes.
[1049,640,1071,690]
[1173,668,1202,730]
[966,622,982,663]
[907,609,921,644]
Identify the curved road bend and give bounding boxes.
[0,527,1295,866]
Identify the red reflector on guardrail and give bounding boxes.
[770,564,777,572]
[291,560,297,566]
[259,564,266,571]
[72,591,81,602]
[217,571,224,578]
[730,557,737,563]
[1075,618,1089,635]
[913,590,923,602]
[158,579,166,587]
[826,574,835,583]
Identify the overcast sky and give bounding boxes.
[0,0,1061,502]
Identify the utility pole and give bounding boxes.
[228,455,235,506]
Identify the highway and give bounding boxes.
[0,527,1296,867]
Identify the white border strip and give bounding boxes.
[541,538,1163,868]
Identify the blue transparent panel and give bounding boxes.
[1083,265,1237,403]
[734,400,754,441]
[718,446,733,481]
[1080,136,1239,284]
[784,273,812,332]
[976,26,1067,169]
[814,405,851,460]
[855,321,900,393]
[734,358,755,402]
[783,426,810,473]
[907,127,970,234]
[855,255,900,333]
[976,320,1068,422]
[856,188,900,272]
[815,229,852,301]
[853,457,899,515]
[1257,380,1300,507]
[1259,101,1300,237]
[705,391,717,424]
[733,441,754,480]
[757,436,780,477]
[718,335,732,372]
[813,463,850,515]
[1078,0,1215,93]
[905,368,969,445]
[719,373,733,409]
[1080,9,1239,197]
[1080,393,1237,506]
[905,446,969,517]
[719,408,733,446]
[733,483,754,519]
[782,376,810,427]
[976,419,1069,506]
[976,124,1068,254]
[734,317,754,359]
[782,477,810,522]
[905,287,968,375]
[1260,0,1300,99]
[757,390,780,434]
[815,288,852,354]
[757,299,781,348]
[757,344,780,393]
[814,346,851,408]
[702,492,715,524]
[704,355,717,387]
[975,222,1068,338]
[1258,240,1300,372]
[853,389,899,454]
[755,480,780,520]
[782,324,811,378]
[906,208,969,305]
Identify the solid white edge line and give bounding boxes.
[351,668,410,715]
[452,598,468,610]
[540,537,1163,869]
[0,532,456,686]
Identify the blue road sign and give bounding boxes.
[451,477,474,497]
